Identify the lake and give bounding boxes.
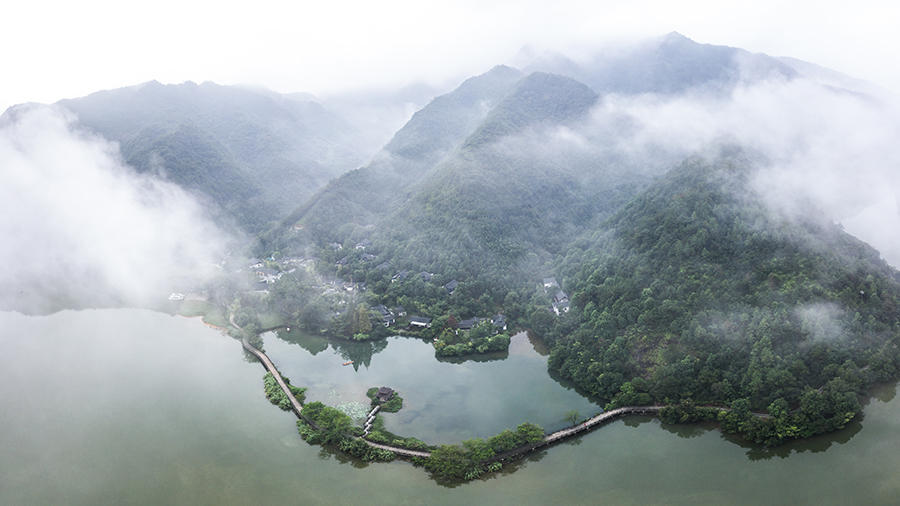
[2,308,899,505]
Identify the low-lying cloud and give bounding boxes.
[505,71,900,266]
[0,105,232,313]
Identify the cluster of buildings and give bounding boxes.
[544,277,569,315]
[456,314,508,333]
[370,304,406,326]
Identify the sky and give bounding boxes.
[2,0,899,110]
[3,0,900,313]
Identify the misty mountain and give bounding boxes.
[273,33,815,262]
[0,104,231,314]
[519,32,798,95]
[775,56,897,102]
[267,65,525,247]
[267,68,649,277]
[317,81,449,156]
[373,71,619,281]
[58,81,374,232]
[543,146,900,442]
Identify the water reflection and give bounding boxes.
[331,339,389,370]
[659,420,717,439]
[718,412,867,461]
[524,331,551,356]
[870,381,897,404]
[273,328,389,370]
[274,328,329,355]
[546,367,607,407]
[435,350,510,364]
[316,445,374,470]
[651,409,869,461]
[264,325,890,482]
[622,415,656,429]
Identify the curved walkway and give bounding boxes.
[229,313,667,462]
[240,335,310,421]
[365,441,431,458]
[486,406,664,463]
[544,406,663,444]
[231,314,431,458]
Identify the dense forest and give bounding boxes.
[539,147,900,444]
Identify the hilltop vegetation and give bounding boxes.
[540,147,900,444]
[59,81,373,233]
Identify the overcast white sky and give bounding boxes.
[2,0,898,110]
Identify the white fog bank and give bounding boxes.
[0,105,233,313]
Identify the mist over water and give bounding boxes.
[0,105,233,313]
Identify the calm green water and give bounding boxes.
[264,328,603,443]
[2,309,899,505]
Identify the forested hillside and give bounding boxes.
[263,33,812,277]
[374,72,616,287]
[541,147,900,444]
[59,81,372,232]
[271,65,524,248]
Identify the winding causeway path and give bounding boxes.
[230,314,668,461]
[487,406,664,463]
[231,315,430,458]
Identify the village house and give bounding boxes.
[456,317,482,331]
[371,305,395,326]
[552,300,570,315]
[409,316,432,328]
[443,279,458,293]
[552,290,570,315]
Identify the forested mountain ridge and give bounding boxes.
[263,65,526,247]
[385,65,524,164]
[519,32,798,95]
[59,81,372,232]
[260,69,653,296]
[373,72,610,283]
[541,146,900,444]
[266,33,818,266]
[460,72,598,148]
